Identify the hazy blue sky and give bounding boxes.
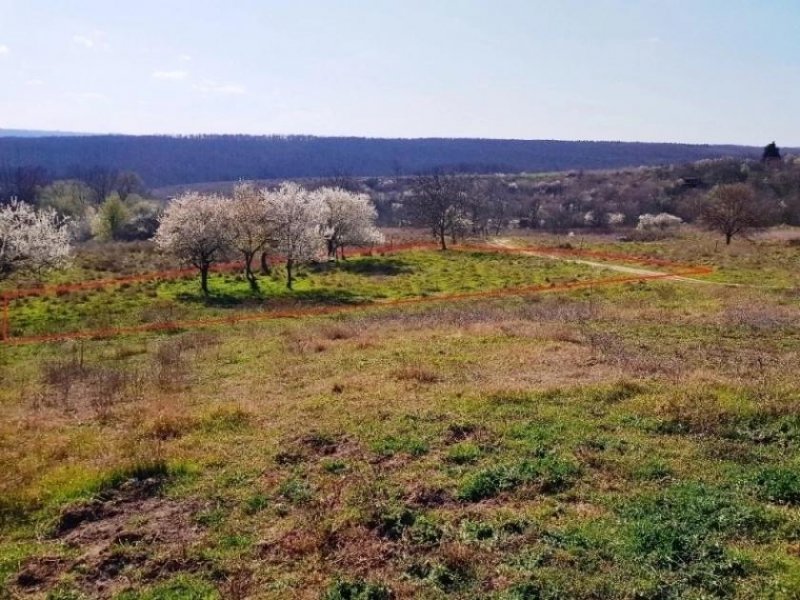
[1,1,798,144]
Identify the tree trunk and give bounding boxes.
[260,251,271,275]
[725,232,733,245]
[286,258,294,290]
[327,238,337,261]
[439,228,447,251]
[200,264,210,296]
[340,245,346,260]
[244,252,259,292]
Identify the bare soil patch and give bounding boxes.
[13,478,207,598]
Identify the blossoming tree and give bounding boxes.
[262,183,327,289]
[154,192,232,295]
[316,187,384,260]
[0,199,71,280]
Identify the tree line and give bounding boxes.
[155,183,383,294]
[1,182,383,294]
[0,134,760,188]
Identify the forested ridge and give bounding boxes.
[0,134,760,187]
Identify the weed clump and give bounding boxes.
[754,467,800,505]
[446,442,482,465]
[618,483,776,595]
[457,456,580,502]
[323,578,393,600]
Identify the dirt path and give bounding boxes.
[489,238,740,286]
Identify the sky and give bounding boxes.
[1,0,799,144]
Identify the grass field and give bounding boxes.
[1,232,799,599]
[5,248,598,340]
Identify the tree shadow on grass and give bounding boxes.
[175,287,369,309]
[312,257,414,276]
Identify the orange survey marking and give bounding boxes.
[0,243,713,346]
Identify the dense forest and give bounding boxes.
[0,134,762,187]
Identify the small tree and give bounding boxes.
[637,212,683,231]
[92,194,130,241]
[115,171,144,202]
[79,165,119,205]
[0,199,71,280]
[408,173,468,250]
[763,141,782,163]
[701,183,760,245]
[317,187,384,260]
[227,182,275,291]
[154,192,231,295]
[263,183,327,289]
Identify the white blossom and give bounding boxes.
[315,187,384,259]
[0,199,71,280]
[227,182,276,289]
[262,182,328,289]
[637,212,683,231]
[154,192,232,295]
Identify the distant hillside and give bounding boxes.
[0,128,90,138]
[0,134,761,187]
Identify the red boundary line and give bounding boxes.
[0,243,712,346]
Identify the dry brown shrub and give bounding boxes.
[218,567,255,600]
[37,355,143,420]
[86,367,144,421]
[39,359,84,408]
[138,299,188,325]
[141,411,196,441]
[395,363,441,384]
[320,323,356,341]
[720,302,799,333]
[150,332,217,391]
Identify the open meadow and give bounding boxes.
[1,231,800,599]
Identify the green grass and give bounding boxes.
[7,249,597,338]
[1,233,799,598]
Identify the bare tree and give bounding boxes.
[115,171,144,202]
[701,183,762,245]
[407,172,469,250]
[80,166,119,205]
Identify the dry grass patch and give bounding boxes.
[394,363,441,384]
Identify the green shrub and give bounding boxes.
[242,492,269,515]
[445,442,482,464]
[755,467,800,504]
[323,579,393,600]
[619,483,772,595]
[115,575,219,599]
[321,458,348,474]
[370,435,429,457]
[372,504,416,540]
[457,457,579,502]
[277,476,313,505]
[408,515,443,546]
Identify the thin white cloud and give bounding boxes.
[0,44,10,57]
[179,53,192,62]
[72,31,109,50]
[194,80,246,95]
[153,70,189,80]
[25,79,44,86]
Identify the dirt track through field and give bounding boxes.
[0,242,713,346]
[491,240,708,283]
